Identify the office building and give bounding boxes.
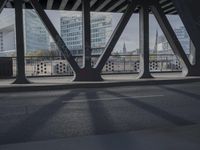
[0,9,50,56]
[24,10,50,53]
[157,26,190,54]
[61,14,112,56]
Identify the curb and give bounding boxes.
[0,77,200,93]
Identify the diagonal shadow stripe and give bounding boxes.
[85,90,116,135]
[0,90,80,145]
[102,89,195,126]
[159,85,200,101]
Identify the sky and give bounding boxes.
[1,9,184,52]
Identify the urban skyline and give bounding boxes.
[0,8,186,54]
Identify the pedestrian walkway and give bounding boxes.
[0,73,200,92]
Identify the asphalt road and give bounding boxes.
[1,82,200,145]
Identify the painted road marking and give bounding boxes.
[62,95,164,103]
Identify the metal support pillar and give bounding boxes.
[172,0,200,76]
[138,1,153,79]
[150,1,192,76]
[30,0,80,76]
[13,0,30,84]
[95,1,137,73]
[73,0,103,81]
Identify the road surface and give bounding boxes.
[1,82,200,145]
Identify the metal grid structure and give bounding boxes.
[5,0,177,14]
[0,0,200,83]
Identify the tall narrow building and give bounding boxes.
[123,42,127,54]
[154,29,158,54]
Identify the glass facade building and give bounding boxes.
[157,26,190,54]
[24,10,50,53]
[0,10,15,56]
[61,14,112,56]
[0,9,50,56]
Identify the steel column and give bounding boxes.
[150,1,192,76]
[30,0,80,75]
[138,1,152,79]
[73,0,103,81]
[82,0,92,69]
[95,1,137,73]
[13,0,30,84]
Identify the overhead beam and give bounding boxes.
[96,0,112,12]
[46,0,54,10]
[95,1,137,73]
[106,0,125,12]
[30,0,80,73]
[90,0,97,7]
[0,0,8,13]
[71,0,81,11]
[6,1,12,8]
[117,4,128,13]
[59,0,69,10]
[150,1,192,75]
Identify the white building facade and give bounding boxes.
[157,26,190,55]
[61,14,112,56]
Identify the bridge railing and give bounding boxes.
[9,54,182,77]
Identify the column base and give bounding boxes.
[186,65,200,77]
[13,77,31,84]
[137,72,153,79]
[73,68,103,81]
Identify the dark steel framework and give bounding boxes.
[0,0,200,83]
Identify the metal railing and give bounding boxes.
[9,54,182,77]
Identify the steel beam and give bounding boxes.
[0,0,7,13]
[30,0,80,74]
[172,0,200,76]
[71,0,81,11]
[47,0,54,10]
[150,1,192,76]
[106,0,125,12]
[6,1,12,8]
[90,0,97,7]
[74,0,103,81]
[96,0,112,12]
[82,0,91,68]
[59,0,69,10]
[95,1,137,73]
[13,0,30,84]
[138,1,153,79]
[117,5,128,13]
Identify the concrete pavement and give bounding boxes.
[1,82,200,148]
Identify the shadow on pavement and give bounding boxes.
[102,90,195,126]
[0,90,79,145]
